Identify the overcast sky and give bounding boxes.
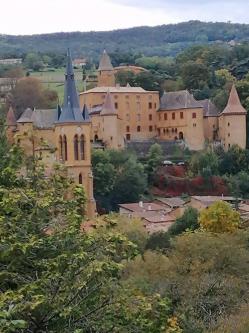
[0,0,248,35]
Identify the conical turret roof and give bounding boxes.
[100,90,117,116]
[222,84,247,115]
[98,50,113,71]
[6,106,17,126]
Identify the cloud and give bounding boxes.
[108,0,249,24]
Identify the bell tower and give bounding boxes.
[55,49,96,217]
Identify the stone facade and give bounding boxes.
[80,51,247,151]
[6,50,96,218]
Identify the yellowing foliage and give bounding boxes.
[199,201,240,233]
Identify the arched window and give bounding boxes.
[63,135,68,161]
[137,126,141,132]
[74,135,79,160]
[59,135,63,160]
[79,173,83,184]
[80,135,85,160]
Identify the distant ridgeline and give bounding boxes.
[1,21,249,59]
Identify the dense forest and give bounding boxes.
[1,20,249,58]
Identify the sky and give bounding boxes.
[0,0,248,35]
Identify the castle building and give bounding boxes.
[80,51,159,145]
[6,50,96,218]
[80,50,246,151]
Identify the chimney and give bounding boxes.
[139,201,143,208]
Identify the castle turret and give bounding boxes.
[97,50,115,87]
[55,49,95,217]
[6,106,17,144]
[100,90,124,149]
[219,84,247,150]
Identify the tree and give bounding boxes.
[189,148,219,178]
[199,201,241,233]
[24,53,44,71]
[12,77,58,115]
[168,207,199,236]
[218,144,248,175]
[180,60,211,91]
[0,158,138,332]
[125,231,249,332]
[145,143,164,184]
[92,149,147,211]
[146,231,171,252]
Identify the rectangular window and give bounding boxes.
[172,113,175,120]
[192,112,196,119]
[164,113,167,120]
[149,114,152,121]
[149,102,152,109]
[149,126,153,132]
[180,112,184,119]
[115,102,118,109]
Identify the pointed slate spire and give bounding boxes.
[82,104,91,122]
[58,49,84,123]
[6,106,17,126]
[222,84,247,115]
[98,50,113,71]
[101,90,117,116]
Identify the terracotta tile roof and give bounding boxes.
[80,86,154,94]
[119,202,167,213]
[200,99,220,117]
[156,197,186,208]
[159,90,203,111]
[6,107,17,126]
[98,50,114,71]
[192,196,238,206]
[100,90,117,116]
[221,84,247,116]
[143,214,175,224]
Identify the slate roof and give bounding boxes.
[58,49,88,123]
[98,50,113,71]
[221,84,247,116]
[199,99,220,117]
[17,108,34,123]
[159,90,203,111]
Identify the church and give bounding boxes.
[6,50,96,218]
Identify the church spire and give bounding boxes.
[58,49,84,123]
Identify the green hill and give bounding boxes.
[1,21,249,59]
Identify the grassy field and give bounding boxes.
[31,68,85,103]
